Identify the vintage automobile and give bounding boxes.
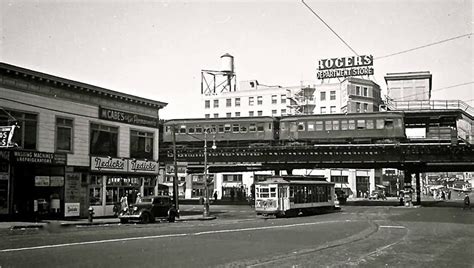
[118,195,178,224]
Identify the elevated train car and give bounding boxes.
[279,112,406,144]
[162,116,277,148]
[255,176,336,217]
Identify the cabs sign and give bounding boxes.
[317,55,374,79]
[0,126,16,148]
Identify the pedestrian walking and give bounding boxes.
[213,191,218,202]
[463,193,471,210]
[120,195,128,211]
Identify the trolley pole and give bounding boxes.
[172,126,179,210]
[203,130,210,217]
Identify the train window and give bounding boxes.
[188,128,195,134]
[179,126,186,134]
[341,120,348,130]
[249,124,256,132]
[366,120,374,129]
[257,123,265,132]
[315,121,323,131]
[224,124,231,132]
[165,126,171,133]
[325,121,332,130]
[297,122,305,131]
[211,125,217,133]
[348,120,356,130]
[240,126,247,133]
[385,119,394,129]
[232,124,240,133]
[307,121,315,131]
[333,120,340,130]
[357,120,365,129]
[218,125,224,133]
[376,119,384,129]
[268,123,273,130]
[195,126,203,133]
[290,122,297,132]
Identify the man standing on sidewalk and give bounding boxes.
[463,193,471,210]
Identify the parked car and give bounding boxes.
[118,195,178,224]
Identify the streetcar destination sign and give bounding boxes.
[317,55,374,79]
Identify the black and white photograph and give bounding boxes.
[0,0,473,267]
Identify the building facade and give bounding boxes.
[196,77,383,200]
[0,63,166,219]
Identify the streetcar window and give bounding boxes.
[315,121,323,131]
[232,124,240,133]
[297,122,305,131]
[257,123,265,132]
[376,119,384,129]
[325,121,332,130]
[218,125,225,133]
[195,126,203,133]
[260,188,269,198]
[268,123,273,130]
[333,120,340,130]
[211,125,217,133]
[290,122,297,132]
[165,126,171,133]
[240,126,248,133]
[249,123,256,132]
[270,187,276,197]
[341,120,348,130]
[366,120,374,129]
[179,126,186,134]
[224,124,231,132]
[188,128,195,134]
[357,120,365,129]
[348,120,356,130]
[307,121,315,131]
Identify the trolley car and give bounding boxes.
[255,176,336,217]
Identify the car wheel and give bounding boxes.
[141,213,151,224]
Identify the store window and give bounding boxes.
[56,117,73,152]
[0,110,37,150]
[90,123,118,157]
[130,130,154,159]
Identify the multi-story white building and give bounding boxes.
[199,69,383,199]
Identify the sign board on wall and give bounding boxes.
[90,156,158,174]
[13,151,67,165]
[0,126,16,148]
[65,173,81,203]
[35,176,50,187]
[317,55,374,79]
[64,203,80,217]
[99,107,158,128]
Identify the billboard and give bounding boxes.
[317,55,374,79]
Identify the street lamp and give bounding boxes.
[203,129,216,217]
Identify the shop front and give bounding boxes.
[89,156,158,217]
[0,149,67,220]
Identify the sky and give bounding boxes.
[1,0,472,119]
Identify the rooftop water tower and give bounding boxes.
[201,53,237,95]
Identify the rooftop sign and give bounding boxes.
[317,55,374,79]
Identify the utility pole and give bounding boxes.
[172,126,179,210]
[203,130,210,217]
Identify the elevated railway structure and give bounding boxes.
[160,107,473,205]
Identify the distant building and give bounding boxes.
[384,71,432,102]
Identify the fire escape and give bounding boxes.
[286,85,316,115]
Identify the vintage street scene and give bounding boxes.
[0,0,473,267]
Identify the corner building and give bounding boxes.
[0,63,166,219]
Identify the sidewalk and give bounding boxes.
[0,214,216,231]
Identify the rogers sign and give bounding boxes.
[317,55,374,79]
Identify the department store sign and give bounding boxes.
[90,156,158,174]
[99,107,157,128]
[317,55,374,79]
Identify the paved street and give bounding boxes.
[0,203,472,268]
